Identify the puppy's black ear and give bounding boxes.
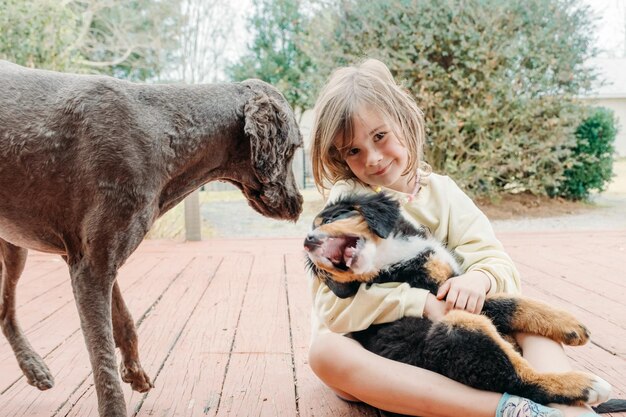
[358,193,401,238]
[325,279,361,299]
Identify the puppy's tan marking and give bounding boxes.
[316,264,379,283]
[316,217,377,242]
[442,310,595,402]
[424,255,455,286]
[501,334,521,353]
[489,294,590,346]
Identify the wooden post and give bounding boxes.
[184,188,201,241]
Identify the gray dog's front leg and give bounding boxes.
[70,260,127,417]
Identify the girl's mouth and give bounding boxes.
[373,162,391,176]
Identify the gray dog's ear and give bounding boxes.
[242,80,291,184]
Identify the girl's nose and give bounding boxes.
[365,149,383,166]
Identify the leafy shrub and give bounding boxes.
[0,0,181,80]
[227,0,316,116]
[556,107,617,200]
[304,0,599,198]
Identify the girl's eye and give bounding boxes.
[346,148,359,157]
[374,132,386,141]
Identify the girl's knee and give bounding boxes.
[309,334,362,403]
[308,334,337,378]
[332,387,360,402]
[308,334,359,382]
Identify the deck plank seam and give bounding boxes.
[211,256,254,416]
[284,253,301,417]
[131,256,225,416]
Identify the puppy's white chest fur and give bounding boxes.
[367,234,461,276]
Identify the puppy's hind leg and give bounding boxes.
[484,294,590,346]
[0,239,54,390]
[112,281,153,393]
[425,311,610,406]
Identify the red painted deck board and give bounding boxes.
[0,232,624,417]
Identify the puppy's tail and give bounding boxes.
[593,399,626,413]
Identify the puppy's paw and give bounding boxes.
[120,361,153,393]
[550,312,589,346]
[585,375,611,405]
[562,323,590,346]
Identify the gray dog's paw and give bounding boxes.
[21,355,54,390]
[120,361,153,393]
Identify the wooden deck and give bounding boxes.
[1,231,625,417]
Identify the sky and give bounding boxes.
[585,0,626,58]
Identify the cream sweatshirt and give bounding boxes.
[309,173,521,338]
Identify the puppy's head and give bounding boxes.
[304,192,401,298]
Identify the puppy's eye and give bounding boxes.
[329,209,359,222]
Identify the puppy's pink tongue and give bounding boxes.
[324,238,344,263]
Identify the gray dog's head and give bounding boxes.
[241,79,303,221]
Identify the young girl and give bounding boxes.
[307,59,599,417]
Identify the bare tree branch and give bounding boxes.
[76,46,135,67]
[176,0,236,83]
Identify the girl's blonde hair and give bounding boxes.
[310,59,427,192]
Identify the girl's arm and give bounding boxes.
[311,278,432,334]
[444,176,522,295]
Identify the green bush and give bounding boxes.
[0,0,181,80]
[556,107,617,200]
[0,0,80,71]
[304,0,599,198]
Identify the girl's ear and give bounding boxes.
[357,193,400,238]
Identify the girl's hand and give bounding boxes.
[423,293,448,322]
[436,271,491,314]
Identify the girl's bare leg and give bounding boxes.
[309,332,501,417]
[517,333,596,417]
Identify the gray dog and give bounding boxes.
[0,60,303,416]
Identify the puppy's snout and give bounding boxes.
[304,233,326,251]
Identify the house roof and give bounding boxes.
[586,57,626,99]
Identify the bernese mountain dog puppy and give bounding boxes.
[304,191,612,406]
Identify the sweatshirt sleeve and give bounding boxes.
[444,177,521,295]
[311,278,431,334]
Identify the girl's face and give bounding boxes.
[337,106,412,193]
